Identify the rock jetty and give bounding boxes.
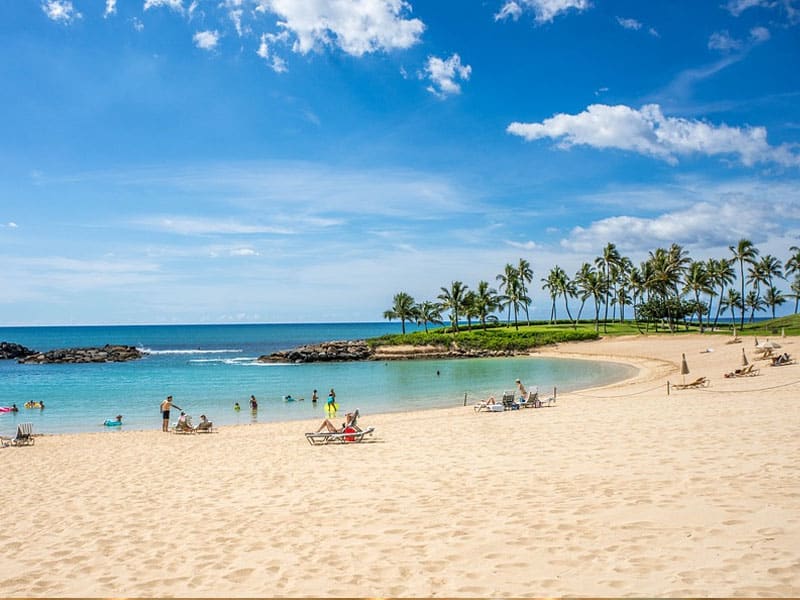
[0,342,35,360]
[259,340,372,363]
[258,340,525,363]
[18,344,144,364]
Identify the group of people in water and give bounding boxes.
[3,401,45,413]
[156,388,340,433]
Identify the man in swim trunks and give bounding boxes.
[160,395,181,432]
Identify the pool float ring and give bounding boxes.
[24,401,42,409]
[104,420,122,427]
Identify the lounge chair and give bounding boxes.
[173,415,195,434]
[520,389,540,408]
[474,397,502,412]
[672,376,709,390]
[770,353,795,367]
[2,423,35,446]
[724,364,760,378]
[305,426,376,445]
[501,391,520,411]
[195,419,214,433]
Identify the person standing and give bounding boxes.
[250,395,258,411]
[160,395,180,432]
[311,389,318,404]
[515,379,527,401]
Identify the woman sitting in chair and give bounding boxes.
[315,409,358,433]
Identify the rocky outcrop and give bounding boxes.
[18,344,143,364]
[259,340,373,363]
[0,342,35,360]
[259,340,527,363]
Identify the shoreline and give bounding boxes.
[2,333,798,597]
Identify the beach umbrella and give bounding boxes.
[761,340,781,350]
[680,353,689,384]
[754,336,759,346]
[742,348,749,366]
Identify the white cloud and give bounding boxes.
[139,216,294,235]
[709,27,769,53]
[42,0,81,23]
[254,0,425,57]
[132,17,145,31]
[750,26,771,42]
[104,0,117,18]
[193,30,220,50]
[725,0,773,16]
[616,16,658,36]
[708,30,742,52]
[560,180,800,254]
[222,0,246,36]
[229,248,260,257]
[616,17,641,30]
[507,240,538,251]
[507,103,800,167]
[494,0,591,23]
[422,53,471,99]
[144,0,183,12]
[1,222,19,229]
[494,1,523,21]
[257,32,289,73]
[725,0,800,21]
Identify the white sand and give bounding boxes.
[1,333,799,597]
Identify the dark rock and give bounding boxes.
[18,344,143,364]
[0,342,35,360]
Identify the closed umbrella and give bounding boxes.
[742,348,749,367]
[680,353,690,384]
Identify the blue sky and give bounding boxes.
[1,0,799,325]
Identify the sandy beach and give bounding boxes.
[1,333,799,597]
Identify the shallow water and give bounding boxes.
[0,323,636,435]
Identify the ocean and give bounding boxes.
[0,323,636,436]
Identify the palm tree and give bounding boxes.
[784,245,800,281]
[541,268,560,324]
[383,292,416,335]
[706,257,735,329]
[415,301,442,333]
[788,274,800,314]
[473,280,499,330]
[438,281,468,333]
[496,263,521,329]
[516,258,534,324]
[744,289,766,323]
[729,238,759,329]
[682,260,712,331]
[721,288,742,327]
[575,264,606,332]
[462,291,478,329]
[615,256,633,322]
[553,266,576,326]
[628,264,646,328]
[646,245,689,331]
[595,242,621,332]
[763,285,786,319]
[573,263,594,324]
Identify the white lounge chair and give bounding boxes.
[305,426,375,445]
[2,423,35,446]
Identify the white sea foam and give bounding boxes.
[138,347,243,355]
[189,357,262,365]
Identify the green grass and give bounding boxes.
[370,314,800,351]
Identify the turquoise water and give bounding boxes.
[0,323,636,436]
